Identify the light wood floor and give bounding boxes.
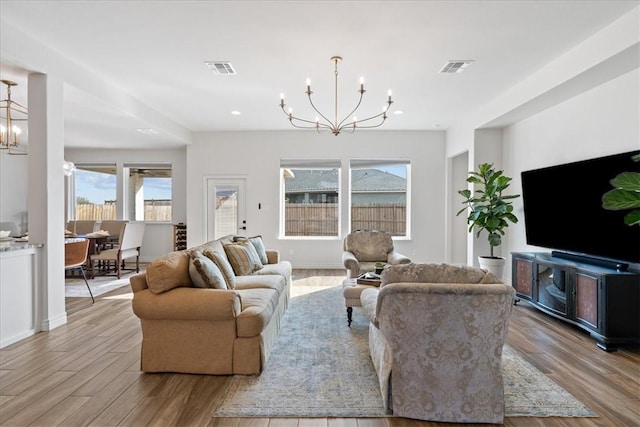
[1,269,638,427]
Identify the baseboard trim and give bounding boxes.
[0,329,37,349]
[40,312,68,331]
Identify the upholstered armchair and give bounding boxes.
[342,230,410,278]
[360,263,516,423]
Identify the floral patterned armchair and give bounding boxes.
[342,230,410,278]
[360,263,515,423]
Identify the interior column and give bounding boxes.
[27,72,67,331]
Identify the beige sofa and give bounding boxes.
[360,263,515,423]
[129,235,292,375]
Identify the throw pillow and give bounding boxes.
[202,248,237,289]
[146,251,192,294]
[188,251,227,289]
[224,241,263,276]
[249,235,269,264]
[234,235,269,264]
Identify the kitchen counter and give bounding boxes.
[0,239,43,252]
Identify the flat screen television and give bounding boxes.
[521,150,640,267]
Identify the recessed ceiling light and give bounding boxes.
[231,110,241,115]
[136,128,160,135]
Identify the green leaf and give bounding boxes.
[609,172,640,192]
[624,210,640,226]
[602,189,640,210]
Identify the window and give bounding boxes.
[70,162,173,222]
[73,163,117,220]
[280,159,341,237]
[350,160,410,237]
[124,163,173,222]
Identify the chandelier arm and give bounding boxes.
[346,98,393,127]
[336,91,365,129]
[290,120,333,130]
[287,117,336,135]
[348,110,387,125]
[306,94,337,129]
[280,105,318,126]
[283,108,335,132]
[349,120,387,130]
[3,102,28,113]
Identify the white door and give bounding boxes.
[206,178,247,241]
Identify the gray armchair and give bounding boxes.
[342,230,411,278]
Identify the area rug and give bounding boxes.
[213,284,596,418]
[65,272,138,298]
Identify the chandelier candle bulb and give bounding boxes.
[359,77,364,92]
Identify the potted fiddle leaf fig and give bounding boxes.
[457,163,520,277]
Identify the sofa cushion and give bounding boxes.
[189,251,227,289]
[381,262,502,286]
[202,249,236,290]
[146,251,192,294]
[235,235,269,265]
[252,260,291,279]
[235,274,286,295]
[360,287,380,325]
[224,241,263,276]
[190,235,234,256]
[236,288,280,338]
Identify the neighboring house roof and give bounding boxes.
[351,169,406,192]
[284,169,406,193]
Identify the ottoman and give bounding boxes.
[342,278,380,327]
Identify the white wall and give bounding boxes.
[504,69,640,272]
[65,147,187,261]
[445,7,639,281]
[187,130,447,269]
[0,153,29,234]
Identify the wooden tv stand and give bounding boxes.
[511,252,640,351]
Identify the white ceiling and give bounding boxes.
[0,0,637,149]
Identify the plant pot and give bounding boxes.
[478,256,506,280]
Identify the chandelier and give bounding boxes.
[279,56,393,136]
[0,80,27,155]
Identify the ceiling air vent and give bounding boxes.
[204,61,237,75]
[439,60,474,74]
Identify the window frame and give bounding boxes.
[279,159,342,239]
[348,159,411,239]
[123,162,173,223]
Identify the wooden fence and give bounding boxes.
[75,202,172,222]
[285,203,406,236]
[77,202,405,234]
